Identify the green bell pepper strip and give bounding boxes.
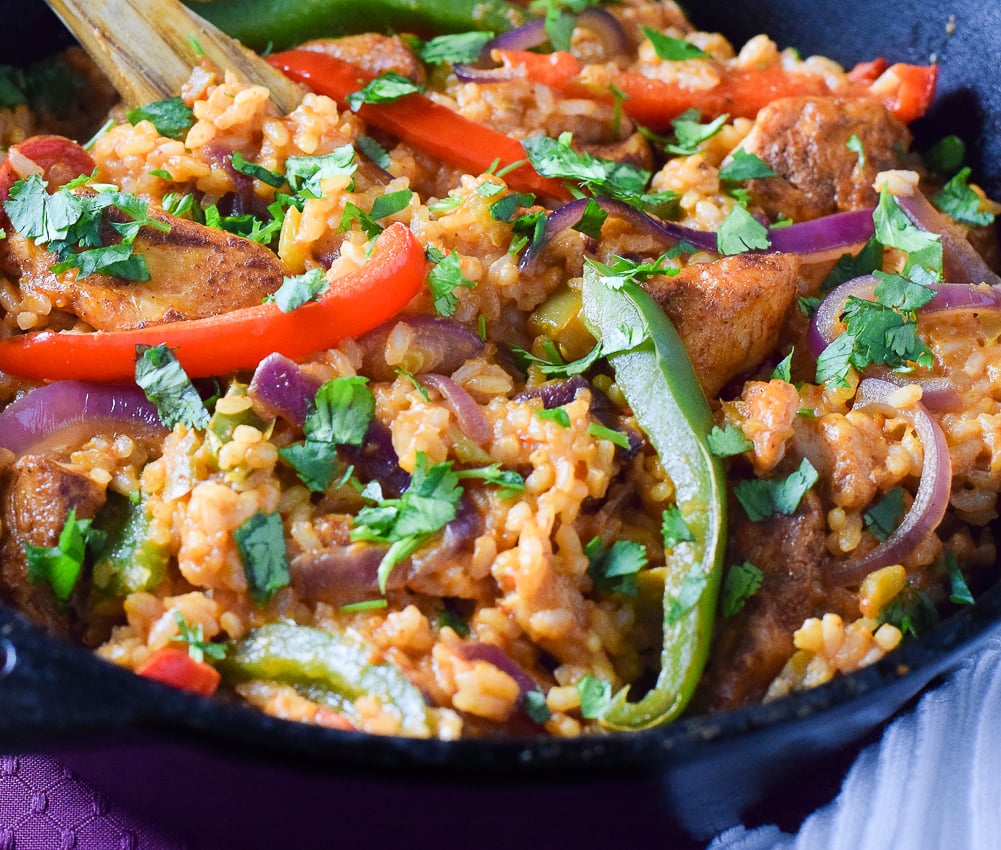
[90,493,168,597]
[182,0,533,51]
[220,621,431,736]
[580,266,727,730]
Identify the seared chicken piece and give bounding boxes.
[695,491,855,711]
[0,455,107,637]
[6,201,285,331]
[739,96,910,222]
[300,34,425,84]
[643,252,800,397]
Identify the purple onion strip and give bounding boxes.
[0,381,166,456]
[420,373,492,445]
[248,353,323,428]
[825,378,952,586]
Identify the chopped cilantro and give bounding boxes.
[134,344,209,430]
[285,146,357,199]
[721,561,763,617]
[529,0,597,51]
[588,421,630,450]
[490,192,536,223]
[419,31,494,65]
[233,511,290,606]
[734,457,819,521]
[340,599,389,612]
[707,423,753,458]
[666,564,708,624]
[513,339,603,379]
[923,135,966,178]
[437,605,470,636]
[268,268,329,312]
[664,110,728,157]
[510,209,548,254]
[572,197,608,238]
[877,583,939,638]
[25,508,95,601]
[863,486,906,542]
[586,536,647,595]
[356,135,392,171]
[537,406,571,428]
[643,27,709,60]
[719,149,777,182]
[771,349,794,382]
[231,151,285,188]
[346,73,422,112]
[278,440,340,492]
[370,189,414,221]
[454,463,526,499]
[524,690,552,724]
[576,674,612,719]
[170,611,226,663]
[846,133,865,169]
[127,97,194,140]
[352,453,464,591]
[946,551,974,606]
[661,506,695,549]
[821,236,882,292]
[396,368,431,402]
[873,186,943,283]
[798,295,822,317]
[932,166,996,227]
[427,249,477,317]
[308,377,375,448]
[717,203,770,255]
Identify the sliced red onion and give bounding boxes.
[825,377,952,586]
[520,198,875,271]
[513,374,590,409]
[420,373,492,445]
[895,191,1001,286]
[342,420,410,498]
[454,8,628,82]
[455,641,539,698]
[248,353,322,428]
[290,543,403,606]
[0,381,165,455]
[356,315,485,382]
[867,373,962,413]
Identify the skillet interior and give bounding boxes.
[1,0,1001,839]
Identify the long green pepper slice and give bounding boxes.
[183,0,533,51]
[581,266,727,729]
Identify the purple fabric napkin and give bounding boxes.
[0,754,186,850]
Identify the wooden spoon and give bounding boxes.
[43,0,303,112]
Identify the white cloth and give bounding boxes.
[709,634,1001,850]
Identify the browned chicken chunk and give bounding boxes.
[300,34,424,83]
[0,455,107,636]
[643,252,801,397]
[5,200,285,331]
[695,491,854,712]
[740,97,910,222]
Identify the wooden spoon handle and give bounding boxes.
[44,0,302,112]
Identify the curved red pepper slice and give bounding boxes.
[0,222,428,381]
[267,48,572,202]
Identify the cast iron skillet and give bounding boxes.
[1,0,1000,843]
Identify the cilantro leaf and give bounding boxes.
[862,486,907,542]
[923,135,965,178]
[946,551,974,605]
[126,96,194,140]
[428,250,477,317]
[588,421,630,449]
[454,464,526,499]
[419,31,493,65]
[513,339,603,379]
[489,192,536,222]
[576,674,612,719]
[524,690,552,724]
[233,510,290,606]
[719,149,777,182]
[308,377,375,448]
[932,166,996,227]
[170,611,226,663]
[135,343,210,430]
[278,440,340,492]
[822,236,882,292]
[572,197,608,238]
[537,406,571,427]
[643,27,709,60]
[586,537,647,595]
[664,110,728,156]
[286,146,357,199]
[721,561,763,617]
[877,583,939,638]
[717,203,771,255]
[231,151,285,188]
[661,506,695,549]
[370,189,413,221]
[346,73,422,112]
[873,186,943,282]
[25,508,94,601]
[356,135,391,170]
[707,423,753,458]
[268,268,329,312]
[734,457,819,521]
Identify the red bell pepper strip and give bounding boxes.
[0,222,427,381]
[267,48,572,202]
[494,49,937,130]
[136,646,222,696]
